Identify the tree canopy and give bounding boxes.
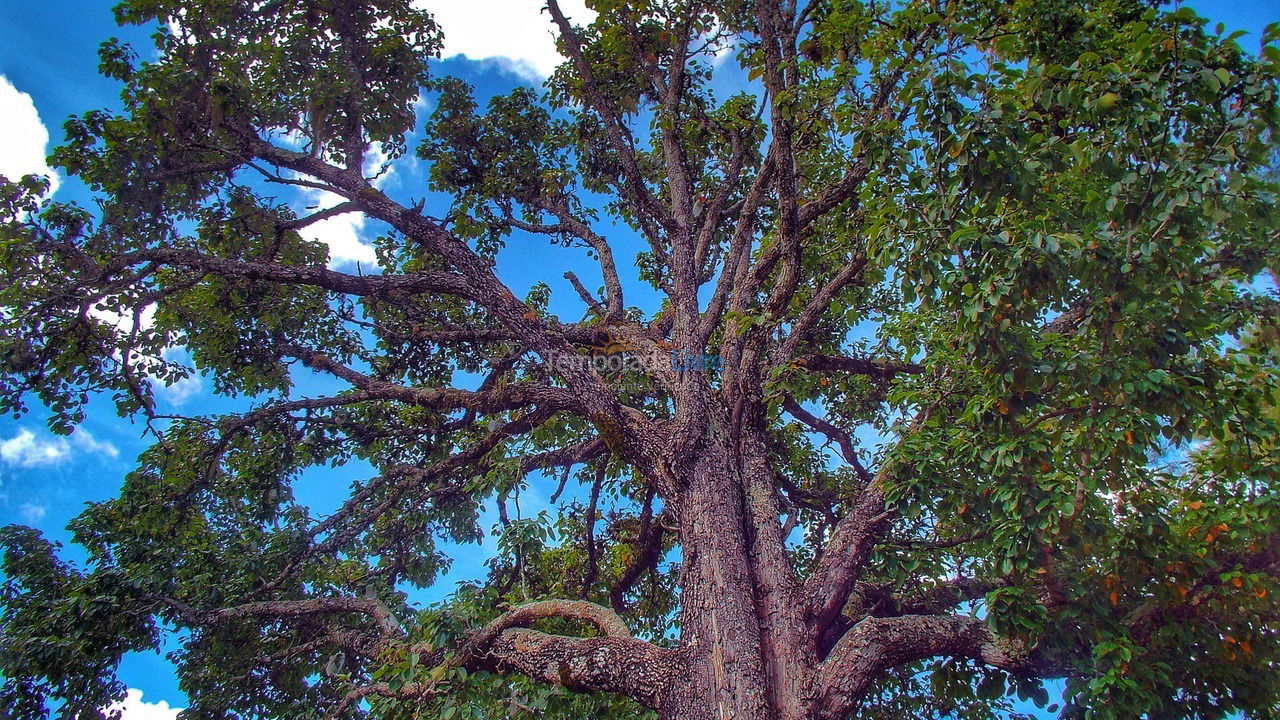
[1,0,1279,718]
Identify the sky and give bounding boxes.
[0,0,1276,718]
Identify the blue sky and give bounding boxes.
[0,0,1275,717]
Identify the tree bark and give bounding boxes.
[663,441,774,720]
[659,428,817,720]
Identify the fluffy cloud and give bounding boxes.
[0,428,119,467]
[106,689,182,720]
[297,187,378,268]
[0,75,59,195]
[73,429,121,460]
[294,145,399,269]
[0,429,70,467]
[415,0,594,81]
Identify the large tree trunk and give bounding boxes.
[658,435,814,720]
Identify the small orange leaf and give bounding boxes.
[948,143,964,158]
[1039,461,1051,473]
[1123,430,1134,445]
[1186,501,1203,510]
[1255,587,1267,599]
[1109,590,1119,606]
[997,399,1011,415]
[1231,577,1243,588]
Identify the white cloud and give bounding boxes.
[17,503,46,523]
[88,301,158,335]
[0,75,59,196]
[0,428,119,467]
[72,429,119,460]
[0,429,69,467]
[106,689,182,720]
[297,187,378,269]
[415,0,594,81]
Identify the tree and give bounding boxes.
[1,0,1278,718]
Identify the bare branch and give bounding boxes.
[782,395,873,484]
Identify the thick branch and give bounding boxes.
[817,614,1060,719]
[480,630,678,709]
[803,479,891,647]
[462,600,680,709]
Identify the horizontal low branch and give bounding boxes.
[472,600,678,708]
[481,629,677,708]
[444,600,680,710]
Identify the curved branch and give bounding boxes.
[816,614,1061,720]
[331,601,678,716]
[471,599,633,641]
[782,395,873,484]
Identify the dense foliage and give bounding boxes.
[1,0,1278,718]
